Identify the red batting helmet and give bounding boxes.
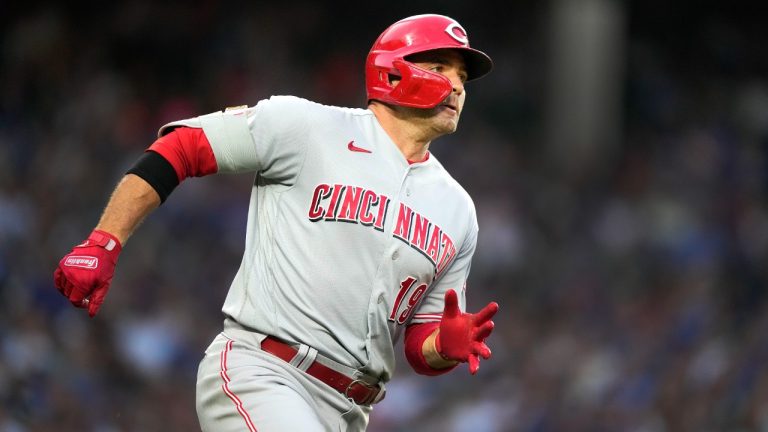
[365,14,493,109]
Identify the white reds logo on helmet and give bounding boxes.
[444,22,469,45]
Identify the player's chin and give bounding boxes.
[435,111,460,128]
[437,117,460,134]
[444,123,459,134]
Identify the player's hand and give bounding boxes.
[53,230,122,317]
[436,289,499,374]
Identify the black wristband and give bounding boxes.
[126,151,179,203]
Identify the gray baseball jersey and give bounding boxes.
[163,95,476,381]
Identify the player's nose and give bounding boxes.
[449,73,465,95]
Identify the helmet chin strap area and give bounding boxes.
[387,60,453,109]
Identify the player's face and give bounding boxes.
[396,49,469,135]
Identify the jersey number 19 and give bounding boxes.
[389,276,428,324]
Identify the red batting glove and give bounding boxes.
[53,230,122,317]
[436,289,499,375]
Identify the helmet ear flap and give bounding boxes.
[387,59,452,109]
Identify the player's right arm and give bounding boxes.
[94,174,161,245]
[53,127,218,317]
[54,97,311,317]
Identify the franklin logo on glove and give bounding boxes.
[64,256,99,269]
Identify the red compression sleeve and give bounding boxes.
[148,127,218,182]
[404,322,458,376]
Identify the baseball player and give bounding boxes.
[53,14,499,431]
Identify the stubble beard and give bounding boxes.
[399,105,461,138]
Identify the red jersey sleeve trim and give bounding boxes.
[148,127,218,182]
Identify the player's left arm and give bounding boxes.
[405,294,499,376]
[423,289,498,375]
[404,221,499,375]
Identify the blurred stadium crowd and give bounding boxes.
[1,1,767,431]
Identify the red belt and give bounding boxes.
[261,336,385,405]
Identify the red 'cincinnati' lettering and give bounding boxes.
[425,225,442,263]
[359,190,378,225]
[393,203,413,242]
[308,183,455,273]
[308,183,332,220]
[324,184,346,221]
[411,213,430,250]
[435,234,456,276]
[392,203,455,272]
[338,186,364,222]
[373,194,389,231]
[308,184,390,230]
